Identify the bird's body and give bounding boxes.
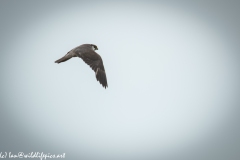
[55,44,108,88]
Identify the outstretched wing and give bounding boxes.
[78,51,108,88]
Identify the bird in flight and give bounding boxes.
[55,44,108,88]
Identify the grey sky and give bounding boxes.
[1,0,240,160]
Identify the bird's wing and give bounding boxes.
[78,50,108,88]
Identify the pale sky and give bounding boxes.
[1,1,240,160]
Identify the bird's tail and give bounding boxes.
[55,55,71,63]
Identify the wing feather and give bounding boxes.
[78,50,108,88]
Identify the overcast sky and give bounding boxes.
[1,0,240,160]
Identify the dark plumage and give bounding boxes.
[55,44,108,88]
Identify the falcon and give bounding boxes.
[55,44,108,88]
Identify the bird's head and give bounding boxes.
[91,44,98,51]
